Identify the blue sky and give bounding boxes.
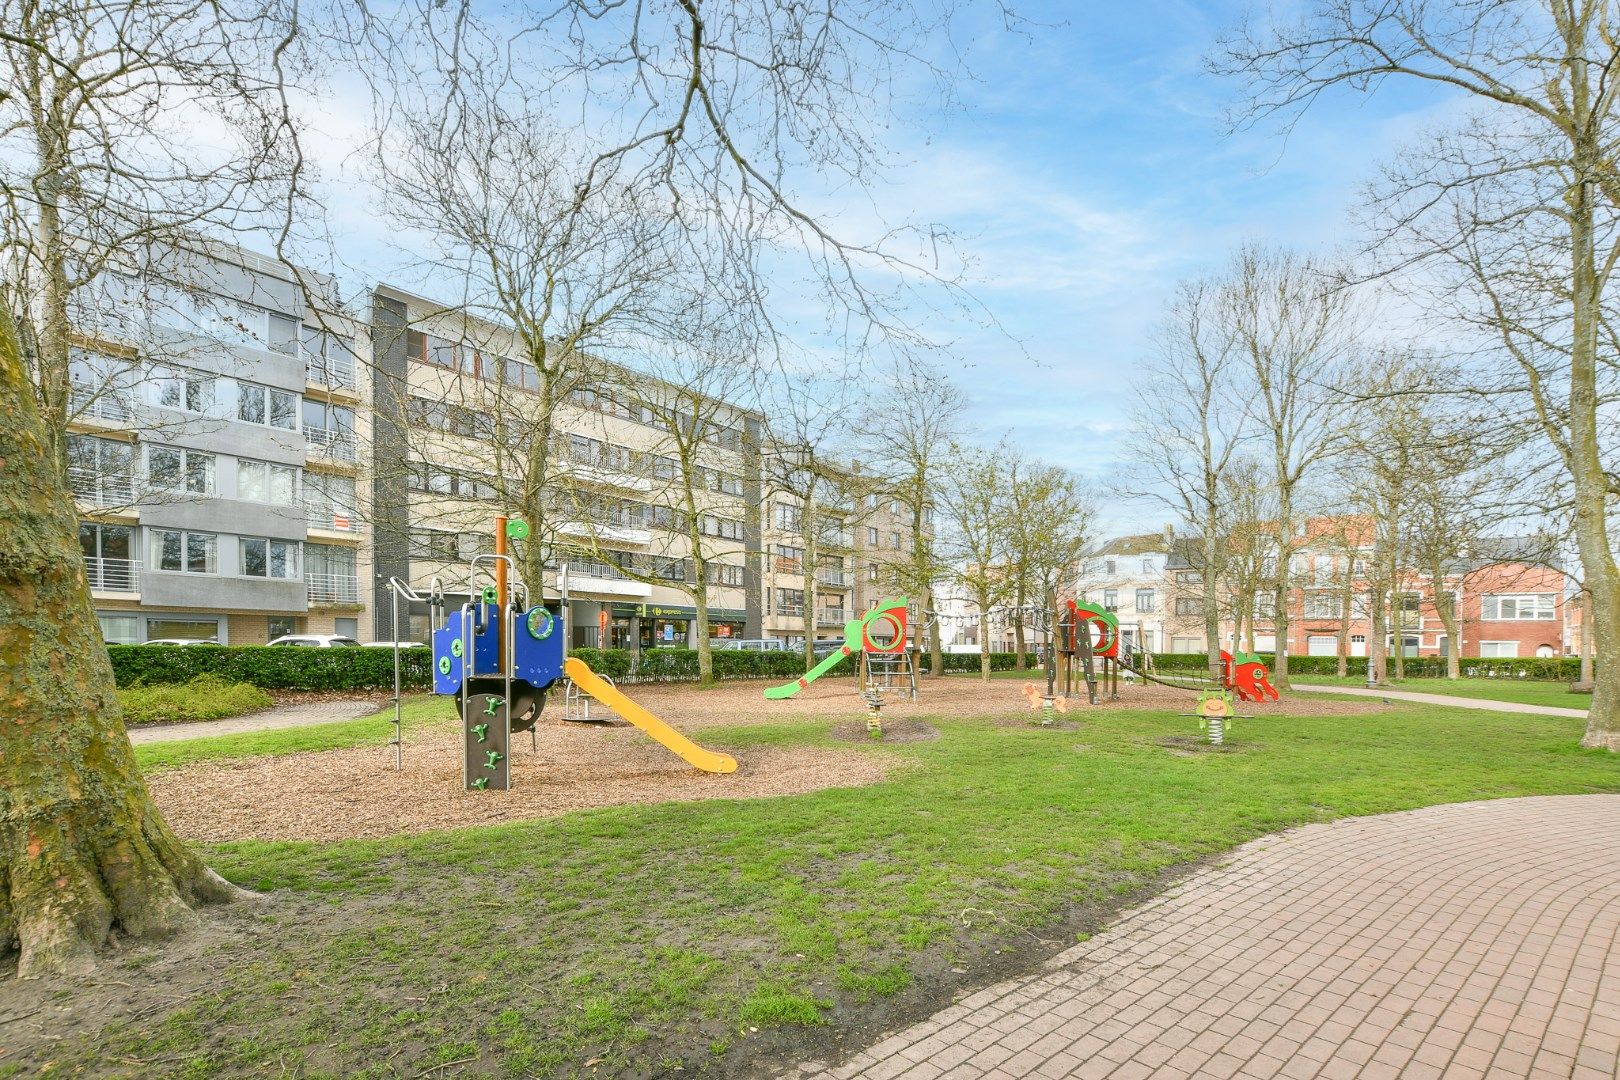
[306,1,1454,529]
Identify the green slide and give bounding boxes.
[764,620,862,700]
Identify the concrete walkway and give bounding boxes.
[1291,683,1589,718]
[127,699,381,743]
[796,796,1620,1080]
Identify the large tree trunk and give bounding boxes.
[0,310,245,978]
[1574,589,1595,693]
[1568,168,1620,750]
[977,608,991,681]
[1432,567,1460,680]
[1336,579,1352,678]
[1202,531,1222,682]
[1012,582,1027,670]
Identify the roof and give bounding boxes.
[1087,532,1168,558]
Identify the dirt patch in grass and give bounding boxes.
[1159,734,1246,755]
[149,720,893,842]
[829,718,939,743]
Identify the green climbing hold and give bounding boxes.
[484,750,503,770]
[450,638,463,658]
[481,585,500,605]
[526,607,554,640]
[471,723,489,742]
[505,519,530,540]
[438,656,452,675]
[470,777,489,791]
[482,695,503,715]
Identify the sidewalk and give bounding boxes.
[126,699,381,743]
[794,795,1620,1079]
[1290,683,1589,718]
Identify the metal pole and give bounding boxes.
[392,587,402,771]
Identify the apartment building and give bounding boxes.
[1076,520,1572,660]
[758,477,928,647]
[367,285,764,650]
[69,241,370,645]
[1074,533,1173,654]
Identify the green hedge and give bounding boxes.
[1143,651,1582,681]
[118,674,274,724]
[107,644,1048,691]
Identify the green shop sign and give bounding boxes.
[608,603,748,621]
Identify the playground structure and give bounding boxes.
[765,597,917,735]
[1056,598,1279,704]
[422,516,737,791]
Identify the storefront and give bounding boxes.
[612,604,747,648]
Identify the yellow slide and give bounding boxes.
[563,658,738,774]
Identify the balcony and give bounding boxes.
[305,427,358,462]
[556,459,651,493]
[69,385,135,426]
[69,467,134,508]
[84,557,139,593]
[557,519,653,547]
[773,557,805,576]
[306,353,357,393]
[817,568,850,588]
[307,573,360,604]
[775,602,805,618]
[559,560,653,598]
[825,531,855,549]
[305,507,365,535]
[818,608,850,625]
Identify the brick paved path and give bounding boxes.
[796,795,1620,1080]
[127,699,379,743]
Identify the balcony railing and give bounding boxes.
[817,569,849,587]
[818,608,850,625]
[307,573,360,604]
[775,602,805,617]
[84,557,139,592]
[563,559,633,582]
[305,506,364,533]
[773,557,805,575]
[68,467,134,507]
[69,385,135,425]
[305,427,358,462]
[306,353,357,392]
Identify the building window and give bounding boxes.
[153,367,215,413]
[868,561,879,583]
[889,531,901,550]
[268,615,298,639]
[151,529,217,574]
[148,446,215,495]
[1140,557,1153,574]
[707,561,746,587]
[867,527,879,546]
[1304,593,1337,620]
[773,503,801,531]
[1135,588,1154,613]
[1479,640,1519,658]
[1481,594,1556,620]
[97,612,141,644]
[240,537,300,579]
[80,522,136,590]
[1174,597,1204,617]
[702,515,744,540]
[145,616,221,643]
[1171,636,1202,652]
[1103,588,1118,609]
[237,383,299,430]
[237,460,299,505]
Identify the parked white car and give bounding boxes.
[266,634,361,648]
[362,640,427,649]
[716,638,787,651]
[144,638,218,646]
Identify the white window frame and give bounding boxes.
[150,529,218,574]
[148,445,216,495]
[239,536,302,579]
[1481,594,1556,621]
[1479,640,1519,658]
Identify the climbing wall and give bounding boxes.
[462,687,511,791]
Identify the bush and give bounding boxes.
[118,674,274,725]
[109,644,437,691]
[1144,651,1582,681]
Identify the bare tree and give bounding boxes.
[938,441,1014,681]
[1004,454,1097,665]
[1224,244,1358,688]
[0,0,310,976]
[1128,277,1251,681]
[1218,0,1620,748]
[854,360,966,675]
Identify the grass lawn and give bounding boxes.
[1291,675,1592,710]
[48,695,1620,1079]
